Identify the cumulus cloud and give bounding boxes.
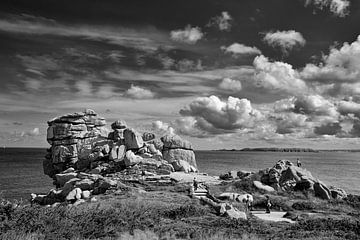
[305,0,350,17]
[338,100,360,118]
[301,35,360,93]
[275,112,310,134]
[263,30,306,55]
[253,55,308,95]
[179,95,262,135]
[219,78,242,92]
[207,11,233,31]
[22,127,40,137]
[221,43,262,57]
[170,25,204,44]
[293,95,338,117]
[152,120,175,135]
[126,84,155,99]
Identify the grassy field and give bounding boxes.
[1,180,360,240]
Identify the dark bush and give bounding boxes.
[292,201,316,210]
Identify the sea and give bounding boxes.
[0,148,359,200]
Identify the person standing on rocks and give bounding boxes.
[265,195,271,214]
[297,158,302,167]
[193,177,198,191]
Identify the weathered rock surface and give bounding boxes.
[253,181,275,192]
[123,128,144,149]
[163,148,197,171]
[314,181,332,200]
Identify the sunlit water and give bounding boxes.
[0,148,359,200]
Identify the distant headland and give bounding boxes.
[214,148,360,152]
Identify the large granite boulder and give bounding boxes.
[45,109,109,178]
[161,134,198,171]
[329,187,347,200]
[314,181,332,200]
[123,128,144,150]
[171,159,196,173]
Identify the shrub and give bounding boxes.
[292,201,316,210]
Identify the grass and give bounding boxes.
[1,181,360,240]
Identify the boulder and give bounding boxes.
[123,128,144,149]
[55,172,78,187]
[237,170,253,179]
[253,181,275,192]
[66,187,82,201]
[329,187,347,199]
[171,160,195,173]
[163,148,197,171]
[84,109,97,116]
[124,150,143,167]
[75,179,94,190]
[116,145,126,161]
[147,144,158,154]
[219,203,247,220]
[82,190,91,199]
[314,181,331,200]
[93,178,117,194]
[161,134,192,150]
[111,120,127,130]
[61,178,81,197]
[142,132,155,142]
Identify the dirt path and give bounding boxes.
[251,211,295,223]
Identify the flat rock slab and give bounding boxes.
[170,172,221,185]
[251,211,295,223]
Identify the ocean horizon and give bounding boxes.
[1,148,359,200]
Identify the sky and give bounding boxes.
[1,0,360,150]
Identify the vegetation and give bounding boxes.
[1,183,360,240]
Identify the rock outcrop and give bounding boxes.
[40,109,199,204]
[257,160,346,200]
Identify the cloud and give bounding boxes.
[314,122,342,135]
[175,59,203,72]
[221,43,262,56]
[0,14,172,51]
[253,55,308,95]
[151,120,175,135]
[170,25,204,44]
[275,112,310,134]
[179,95,262,136]
[0,127,41,144]
[207,11,233,31]
[219,78,242,92]
[301,35,360,89]
[305,0,350,17]
[263,30,306,55]
[126,84,155,99]
[338,100,360,118]
[292,95,338,117]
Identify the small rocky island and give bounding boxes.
[1,109,359,239]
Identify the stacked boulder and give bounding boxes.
[36,109,201,205]
[44,109,109,179]
[161,135,197,173]
[44,109,198,186]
